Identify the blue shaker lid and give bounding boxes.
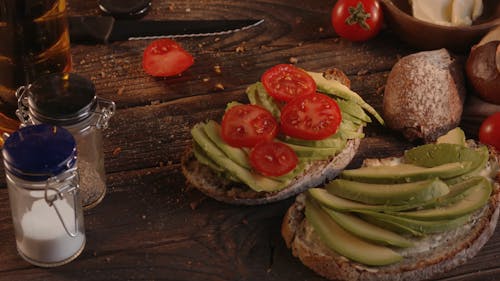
[2,124,77,181]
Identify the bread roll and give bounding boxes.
[383,49,466,142]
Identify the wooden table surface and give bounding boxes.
[1,1,499,280]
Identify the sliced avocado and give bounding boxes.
[423,176,485,208]
[336,98,372,123]
[326,178,449,205]
[308,71,384,125]
[192,142,224,172]
[436,127,466,145]
[321,207,413,248]
[246,82,281,118]
[445,146,489,185]
[404,144,482,174]
[355,210,471,234]
[305,199,402,266]
[203,121,251,169]
[280,134,347,148]
[341,162,472,184]
[308,188,427,212]
[341,112,365,125]
[191,123,285,192]
[392,178,491,220]
[359,214,424,236]
[277,140,343,158]
[339,119,361,131]
[225,101,242,111]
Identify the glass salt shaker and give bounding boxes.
[16,73,115,210]
[3,124,85,267]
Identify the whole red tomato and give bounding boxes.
[331,0,383,42]
[479,112,500,151]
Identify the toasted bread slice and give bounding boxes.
[181,69,361,205]
[282,145,500,281]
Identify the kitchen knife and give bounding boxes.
[69,16,264,44]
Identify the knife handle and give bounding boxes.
[69,16,115,44]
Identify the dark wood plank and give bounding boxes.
[0,0,497,280]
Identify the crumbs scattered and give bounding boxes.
[151,100,160,105]
[214,83,225,91]
[112,147,121,156]
[318,27,324,32]
[185,8,191,12]
[202,77,210,83]
[117,86,125,96]
[213,65,222,74]
[357,69,369,76]
[235,46,245,53]
[168,3,175,11]
[289,57,298,64]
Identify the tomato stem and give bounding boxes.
[345,2,371,30]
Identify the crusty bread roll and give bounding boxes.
[383,49,466,142]
[181,69,361,205]
[282,144,500,281]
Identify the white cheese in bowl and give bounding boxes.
[410,0,483,26]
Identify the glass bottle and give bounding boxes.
[3,124,85,267]
[0,0,71,109]
[16,73,115,210]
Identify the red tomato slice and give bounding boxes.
[261,64,317,102]
[249,141,298,177]
[142,39,194,77]
[479,112,500,151]
[281,93,342,140]
[221,104,278,148]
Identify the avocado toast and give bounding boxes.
[282,128,500,280]
[181,66,383,205]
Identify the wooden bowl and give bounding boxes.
[380,0,500,52]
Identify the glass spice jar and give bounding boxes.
[3,124,85,267]
[16,73,115,210]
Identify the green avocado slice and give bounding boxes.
[355,210,471,234]
[305,199,402,266]
[341,162,472,184]
[321,207,413,248]
[325,178,449,205]
[203,120,251,169]
[191,123,285,192]
[391,178,492,220]
[404,143,483,171]
[308,188,429,212]
[336,99,372,123]
[308,71,384,125]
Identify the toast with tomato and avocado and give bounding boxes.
[282,128,500,281]
[181,64,383,205]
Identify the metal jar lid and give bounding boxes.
[17,73,97,126]
[2,124,77,181]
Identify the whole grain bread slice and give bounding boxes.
[282,146,500,281]
[181,69,361,205]
[181,136,360,205]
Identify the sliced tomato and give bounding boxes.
[249,141,298,176]
[479,112,500,151]
[281,93,342,140]
[261,64,317,102]
[142,39,194,77]
[221,104,278,148]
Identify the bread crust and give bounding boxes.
[281,147,500,281]
[181,136,360,205]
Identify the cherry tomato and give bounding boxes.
[261,64,317,102]
[249,141,298,177]
[221,104,278,148]
[331,0,383,42]
[479,112,500,151]
[281,93,342,140]
[142,39,194,77]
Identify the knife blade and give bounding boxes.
[68,16,264,44]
